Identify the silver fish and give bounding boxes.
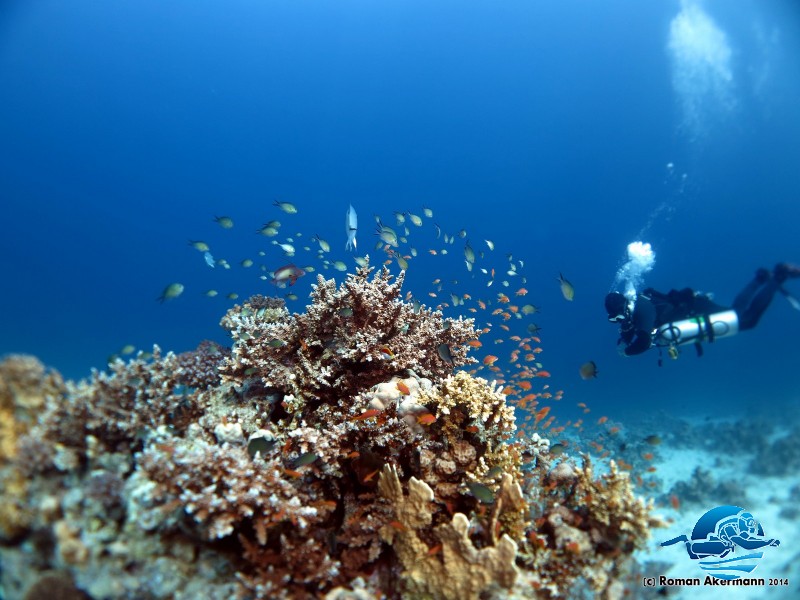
[345,204,358,251]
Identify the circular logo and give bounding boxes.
[661,505,780,581]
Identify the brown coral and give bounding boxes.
[173,340,229,390]
[137,433,331,543]
[220,264,477,412]
[28,346,201,460]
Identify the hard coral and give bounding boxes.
[23,571,91,600]
[516,454,664,597]
[174,340,229,390]
[377,464,519,600]
[0,355,65,463]
[0,355,65,540]
[30,346,200,460]
[0,262,664,599]
[137,431,330,543]
[219,294,287,334]
[220,263,477,412]
[419,370,516,450]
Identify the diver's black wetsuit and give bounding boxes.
[618,288,725,356]
[610,266,794,357]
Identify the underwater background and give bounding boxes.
[3,0,799,422]
[3,1,800,598]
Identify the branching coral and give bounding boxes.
[174,340,229,390]
[219,294,288,335]
[219,263,477,413]
[24,346,201,462]
[408,371,524,526]
[515,454,665,597]
[136,430,332,544]
[422,371,515,434]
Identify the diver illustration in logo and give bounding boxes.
[661,506,780,580]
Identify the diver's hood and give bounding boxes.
[605,292,629,322]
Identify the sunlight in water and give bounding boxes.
[668,0,735,140]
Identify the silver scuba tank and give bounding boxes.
[653,309,739,347]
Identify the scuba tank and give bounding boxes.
[653,309,739,348]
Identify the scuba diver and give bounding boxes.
[605,263,800,359]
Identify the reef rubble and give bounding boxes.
[0,264,662,599]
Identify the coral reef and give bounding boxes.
[667,466,749,507]
[173,339,229,390]
[749,423,800,477]
[0,264,661,599]
[0,355,65,541]
[512,447,664,598]
[0,355,64,463]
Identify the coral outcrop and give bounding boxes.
[220,265,476,412]
[0,356,65,541]
[0,264,660,599]
[378,464,521,600]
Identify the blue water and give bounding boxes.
[2,0,800,427]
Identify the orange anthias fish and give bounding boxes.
[351,408,382,421]
[483,355,499,366]
[533,406,550,424]
[362,469,381,483]
[417,413,437,426]
[396,380,411,395]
